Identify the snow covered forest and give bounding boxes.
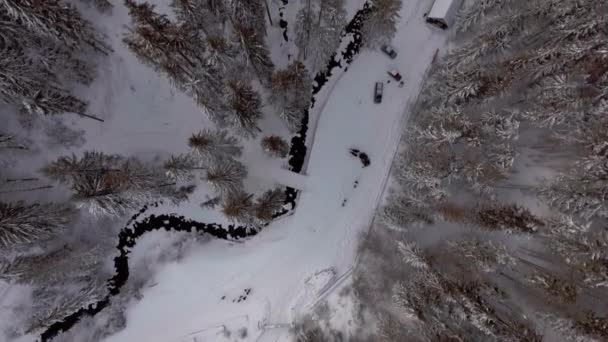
[1,0,605,341]
[0,0,402,341]
[352,0,608,341]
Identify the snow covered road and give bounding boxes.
[104,1,446,341]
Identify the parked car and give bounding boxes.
[387,69,402,81]
[381,45,397,59]
[374,82,383,103]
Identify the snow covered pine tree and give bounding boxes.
[0,201,75,250]
[269,61,312,132]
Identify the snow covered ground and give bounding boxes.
[99,1,448,341]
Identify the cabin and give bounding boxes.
[426,0,463,30]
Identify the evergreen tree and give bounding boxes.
[380,193,434,230]
[294,0,346,73]
[269,62,312,132]
[26,281,107,334]
[253,188,285,222]
[222,79,263,138]
[79,0,113,13]
[205,157,247,195]
[261,136,289,158]
[227,0,266,35]
[188,129,242,160]
[44,152,175,217]
[221,190,255,224]
[475,204,544,234]
[124,0,203,79]
[171,0,225,35]
[1,243,105,285]
[232,24,274,84]
[41,151,122,184]
[0,0,109,52]
[361,0,401,48]
[0,201,75,250]
[0,9,98,119]
[205,34,240,73]
[163,153,205,181]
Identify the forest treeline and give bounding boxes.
[345,0,608,341]
[0,0,402,339]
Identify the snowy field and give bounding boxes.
[99,1,447,341]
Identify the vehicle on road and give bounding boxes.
[380,45,397,59]
[426,0,463,29]
[374,82,383,103]
[387,69,402,81]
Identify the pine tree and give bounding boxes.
[205,157,247,195]
[26,282,107,333]
[254,188,285,222]
[0,0,109,53]
[1,243,105,285]
[380,193,434,230]
[0,201,74,249]
[79,0,113,13]
[171,0,226,35]
[474,204,544,234]
[188,129,242,160]
[539,172,608,221]
[41,151,122,184]
[294,0,346,73]
[227,0,266,35]
[163,153,205,181]
[448,239,517,273]
[0,15,94,119]
[124,0,203,79]
[222,79,263,138]
[72,158,171,217]
[261,136,289,158]
[201,196,221,209]
[205,34,239,73]
[232,24,274,84]
[0,28,91,115]
[362,0,401,48]
[269,61,312,132]
[221,190,255,224]
[44,152,175,217]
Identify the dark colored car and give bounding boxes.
[374,82,383,103]
[381,45,398,59]
[387,69,402,81]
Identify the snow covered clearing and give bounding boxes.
[97,1,448,341]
